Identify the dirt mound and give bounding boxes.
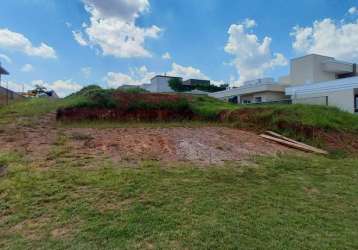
[112,92,191,108]
[57,107,195,122]
[57,93,195,122]
[219,109,358,154]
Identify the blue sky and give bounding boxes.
[0,0,358,96]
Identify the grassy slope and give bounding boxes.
[1,152,358,249]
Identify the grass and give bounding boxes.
[1,152,358,249]
[0,97,83,125]
[233,103,358,132]
[2,92,358,248]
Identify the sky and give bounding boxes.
[1,0,358,97]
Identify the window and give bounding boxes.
[242,100,251,104]
[355,95,358,112]
[255,97,262,103]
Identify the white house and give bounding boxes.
[209,78,289,104]
[210,54,358,113]
[142,75,183,93]
[285,54,358,113]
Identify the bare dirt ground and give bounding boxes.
[0,113,293,165]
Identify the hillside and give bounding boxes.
[1,89,358,249]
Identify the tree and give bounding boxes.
[169,78,192,92]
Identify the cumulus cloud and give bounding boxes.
[291,17,358,61]
[4,79,83,97]
[74,0,161,58]
[348,7,358,15]
[83,0,149,21]
[0,28,56,59]
[167,63,209,80]
[162,52,171,60]
[31,79,83,97]
[224,19,287,84]
[21,64,34,72]
[105,66,156,88]
[0,53,12,64]
[72,31,88,46]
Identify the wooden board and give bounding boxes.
[260,134,328,155]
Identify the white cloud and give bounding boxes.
[243,18,257,28]
[224,19,287,84]
[167,63,209,80]
[72,31,88,46]
[74,0,161,58]
[32,79,83,97]
[81,67,92,78]
[162,52,171,60]
[83,0,149,21]
[4,79,83,97]
[348,7,358,15]
[291,18,358,61]
[105,65,156,88]
[0,28,56,59]
[0,53,12,64]
[21,64,34,72]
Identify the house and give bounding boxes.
[183,79,210,87]
[285,54,358,113]
[142,75,183,93]
[0,64,25,105]
[209,78,289,104]
[210,54,358,113]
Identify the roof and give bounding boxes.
[150,75,182,81]
[0,65,9,75]
[286,76,358,96]
[209,83,287,99]
[184,89,210,95]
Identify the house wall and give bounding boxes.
[240,91,288,104]
[290,54,336,85]
[292,89,355,113]
[150,77,175,93]
[0,87,25,105]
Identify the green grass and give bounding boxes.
[0,97,83,124]
[233,103,358,132]
[1,152,358,249]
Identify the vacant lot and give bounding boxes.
[1,96,358,249]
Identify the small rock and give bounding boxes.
[0,165,7,177]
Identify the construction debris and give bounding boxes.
[260,131,329,155]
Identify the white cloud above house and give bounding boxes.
[74,0,161,58]
[105,66,156,88]
[21,64,34,72]
[348,6,358,15]
[291,17,358,61]
[224,19,287,84]
[0,28,56,59]
[167,63,209,80]
[162,52,171,60]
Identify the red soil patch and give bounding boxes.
[57,93,195,122]
[57,107,195,122]
[0,113,293,165]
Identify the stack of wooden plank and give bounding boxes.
[260,131,328,155]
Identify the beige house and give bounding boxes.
[285,54,358,113]
[209,78,289,104]
[210,54,358,113]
